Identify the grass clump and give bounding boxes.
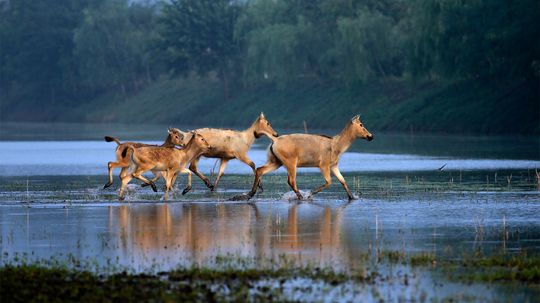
[456,254,540,283]
[410,253,437,267]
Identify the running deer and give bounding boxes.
[103,128,186,189]
[236,115,373,200]
[185,113,278,191]
[119,132,212,201]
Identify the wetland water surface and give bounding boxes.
[1,125,539,301]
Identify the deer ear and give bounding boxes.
[260,112,265,119]
[168,127,173,134]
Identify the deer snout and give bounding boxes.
[367,134,374,141]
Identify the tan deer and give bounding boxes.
[118,132,212,201]
[237,115,373,200]
[103,128,186,189]
[185,113,279,191]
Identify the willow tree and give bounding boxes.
[73,0,158,95]
[157,0,242,97]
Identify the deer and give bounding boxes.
[103,128,186,189]
[118,132,212,201]
[184,113,279,191]
[234,115,373,201]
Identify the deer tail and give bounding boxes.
[104,136,121,145]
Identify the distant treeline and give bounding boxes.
[0,0,538,133]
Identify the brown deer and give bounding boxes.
[103,128,186,189]
[237,115,373,201]
[185,113,279,191]
[119,132,212,201]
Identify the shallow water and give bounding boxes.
[2,195,539,271]
[1,140,539,176]
[1,124,539,301]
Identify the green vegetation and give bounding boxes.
[454,254,540,283]
[0,261,371,302]
[1,0,538,134]
[71,75,538,134]
[1,253,538,302]
[410,253,437,267]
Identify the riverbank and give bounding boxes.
[3,76,538,135]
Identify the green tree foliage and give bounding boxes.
[336,9,401,84]
[73,0,159,95]
[0,0,538,131]
[408,0,540,79]
[0,0,91,105]
[156,0,242,96]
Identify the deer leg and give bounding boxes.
[118,172,133,201]
[309,166,332,198]
[168,170,182,196]
[331,166,355,200]
[142,170,162,188]
[132,169,158,193]
[247,161,281,198]
[104,161,125,188]
[141,170,161,187]
[211,159,229,191]
[163,171,175,201]
[189,157,213,190]
[284,161,302,200]
[237,154,264,191]
[180,168,193,195]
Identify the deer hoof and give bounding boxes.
[149,182,158,192]
[119,196,125,201]
[141,183,149,188]
[182,186,192,195]
[103,182,113,189]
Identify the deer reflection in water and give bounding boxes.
[107,203,355,269]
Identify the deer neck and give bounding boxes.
[161,135,175,147]
[242,122,259,147]
[331,124,357,157]
[178,141,202,162]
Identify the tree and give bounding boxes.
[73,0,159,95]
[157,0,242,97]
[408,0,540,80]
[0,0,91,106]
[336,8,401,84]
